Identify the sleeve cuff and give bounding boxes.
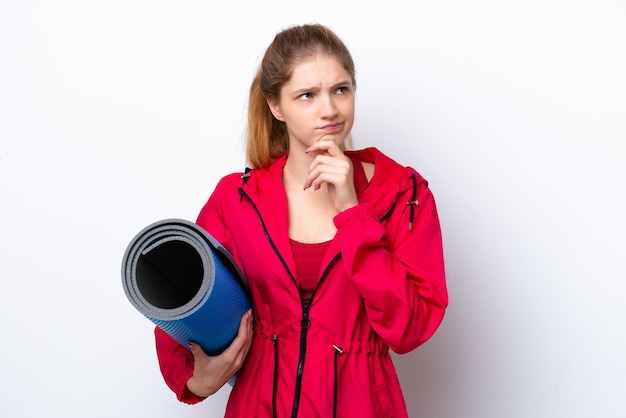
[180,383,208,404]
[333,203,377,229]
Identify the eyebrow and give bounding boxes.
[290,79,353,96]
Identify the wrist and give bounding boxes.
[185,375,216,398]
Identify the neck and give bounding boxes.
[283,147,318,190]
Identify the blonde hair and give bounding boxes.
[246,24,356,168]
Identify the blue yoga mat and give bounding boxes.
[121,218,251,360]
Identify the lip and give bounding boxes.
[320,122,343,133]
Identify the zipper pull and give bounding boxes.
[301,310,311,329]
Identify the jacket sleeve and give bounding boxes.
[153,177,234,403]
[333,178,448,353]
[154,327,207,404]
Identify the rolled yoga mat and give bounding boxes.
[121,218,251,359]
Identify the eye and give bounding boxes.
[336,86,349,95]
[299,92,313,100]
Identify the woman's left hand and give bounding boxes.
[304,139,359,212]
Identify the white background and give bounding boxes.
[1,1,625,417]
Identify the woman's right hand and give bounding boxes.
[185,309,253,397]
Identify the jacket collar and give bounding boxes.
[242,147,423,220]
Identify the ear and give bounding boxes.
[266,96,285,122]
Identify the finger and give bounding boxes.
[308,156,350,177]
[306,139,342,156]
[222,310,253,355]
[309,172,346,191]
[188,341,208,360]
[240,310,254,354]
[306,160,352,190]
[222,310,253,370]
[306,171,346,191]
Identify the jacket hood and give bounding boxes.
[241,147,427,221]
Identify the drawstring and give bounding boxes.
[240,167,251,202]
[241,167,251,185]
[271,339,344,417]
[332,345,343,418]
[272,335,278,418]
[406,173,418,231]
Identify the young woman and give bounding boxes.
[154,23,448,418]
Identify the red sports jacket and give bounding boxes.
[155,147,448,417]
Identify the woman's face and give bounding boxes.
[267,53,355,153]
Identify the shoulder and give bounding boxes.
[212,155,284,196]
[206,172,246,198]
[217,171,248,187]
[347,147,428,186]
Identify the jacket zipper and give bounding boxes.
[238,188,298,286]
[239,188,341,418]
[291,255,340,417]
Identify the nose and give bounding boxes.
[319,94,339,118]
